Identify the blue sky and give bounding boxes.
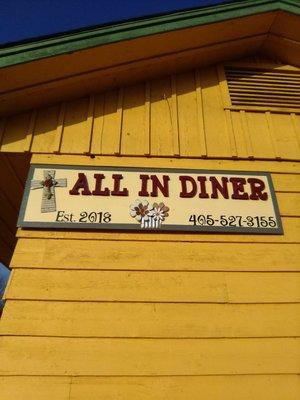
[0,0,236,46]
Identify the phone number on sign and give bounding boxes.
[189,214,277,228]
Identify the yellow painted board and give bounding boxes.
[239,111,254,157]
[1,375,299,399]
[4,269,228,302]
[30,154,300,173]
[10,239,300,271]
[277,192,300,216]
[195,69,207,156]
[60,97,90,154]
[70,375,300,400]
[224,109,237,157]
[52,102,65,152]
[244,112,275,158]
[16,217,300,244]
[120,83,147,156]
[200,67,231,157]
[2,301,300,338]
[90,93,104,154]
[272,174,300,192]
[31,104,61,153]
[0,377,70,400]
[0,111,32,152]
[1,337,299,375]
[5,270,300,303]
[294,114,300,145]
[176,71,202,157]
[226,272,300,303]
[269,113,300,160]
[150,77,174,156]
[101,89,121,155]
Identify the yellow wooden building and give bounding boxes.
[0,1,300,398]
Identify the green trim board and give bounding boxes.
[0,0,299,69]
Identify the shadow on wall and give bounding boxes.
[0,152,31,266]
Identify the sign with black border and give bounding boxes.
[17,164,283,234]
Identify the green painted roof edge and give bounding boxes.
[0,0,299,69]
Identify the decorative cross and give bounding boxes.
[30,170,67,213]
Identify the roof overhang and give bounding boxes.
[0,0,299,116]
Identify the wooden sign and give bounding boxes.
[18,164,283,234]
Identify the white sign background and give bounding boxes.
[18,165,283,234]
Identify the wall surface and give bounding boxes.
[1,59,299,160]
[0,58,299,398]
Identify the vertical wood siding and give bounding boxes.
[1,63,299,160]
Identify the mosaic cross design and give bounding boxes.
[30,170,67,213]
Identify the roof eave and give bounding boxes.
[0,0,299,69]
